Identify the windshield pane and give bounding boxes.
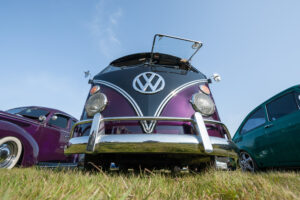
[6,107,27,114]
[151,34,202,62]
[7,107,49,120]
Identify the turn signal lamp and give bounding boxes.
[199,85,211,95]
[90,85,100,95]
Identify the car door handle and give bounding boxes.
[264,124,273,129]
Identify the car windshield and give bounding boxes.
[150,34,202,63]
[100,35,202,75]
[6,107,49,120]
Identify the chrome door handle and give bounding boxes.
[264,124,273,129]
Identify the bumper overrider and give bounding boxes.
[65,112,238,161]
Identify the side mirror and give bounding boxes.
[39,115,47,122]
[212,73,221,82]
[51,115,58,121]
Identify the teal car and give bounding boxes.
[233,85,300,171]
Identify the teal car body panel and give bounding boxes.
[233,85,300,168]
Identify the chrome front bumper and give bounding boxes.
[65,112,238,159]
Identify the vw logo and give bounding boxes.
[132,72,165,94]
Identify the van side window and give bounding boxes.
[241,107,266,134]
[267,93,298,121]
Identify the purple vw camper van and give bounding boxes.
[65,34,238,171]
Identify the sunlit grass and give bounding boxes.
[0,168,300,200]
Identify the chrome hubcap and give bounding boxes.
[0,145,10,162]
[239,152,255,172]
[0,142,18,168]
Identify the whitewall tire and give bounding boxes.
[0,137,23,169]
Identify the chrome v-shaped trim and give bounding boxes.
[93,79,207,133]
[93,80,149,132]
[148,79,207,132]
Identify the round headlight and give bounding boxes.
[85,92,107,117]
[191,93,215,116]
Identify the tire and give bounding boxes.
[239,151,258,172]
[0,137,23,169]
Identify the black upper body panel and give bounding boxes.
[93,53,207,117]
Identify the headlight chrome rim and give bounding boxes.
[191,92,215,116]
[85,92,108,117]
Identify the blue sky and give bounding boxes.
[1,0,300,135]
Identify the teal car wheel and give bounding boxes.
[239,151,257,172]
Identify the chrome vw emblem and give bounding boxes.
[132,72,165,94]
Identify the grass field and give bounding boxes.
[1,168,300,200]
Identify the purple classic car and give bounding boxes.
[65,34,238,171]
[0,106,77,169]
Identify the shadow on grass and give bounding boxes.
[34,163,229,180]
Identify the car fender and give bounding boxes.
[0,120,39,167]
